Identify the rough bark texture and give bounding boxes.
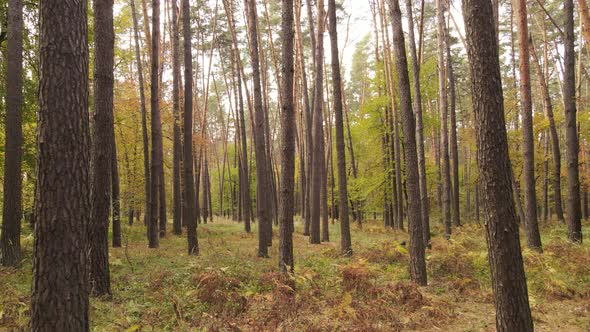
[246,0,272,257]
[1,0,23,267]
[183,0,198,255]
[130,0,151,228]
[310,0,326,245]
[404,0,430,247]
[149,0,162,248]
[515,0,542,251]
[32,0,90,328]
[388,0,427,286]
[564,0,583,243]
[329,0,352,257]
[89,0,114,297]
[172,0,182,235]
[279,0,295,272]
[462,0,534,329]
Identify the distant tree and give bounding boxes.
[462,0,534,329]
[32,0,90,328]
[172,0,182,235]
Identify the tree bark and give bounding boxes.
[148,0,162,248]
[462,0,534,329]
[564,0,583,243]
[172,0,182,235]
[246,0,272,257]
[0,0,23,267]
[388,0,427,286]
[89,0,114,296]
[279,0,295,272]
[130,0,151,228]
[515,0,542,251]
[112,139,122,248]
[447,27,461,228]
[329,0,352,256]
[32,0,90,328]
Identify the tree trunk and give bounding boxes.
[130,0,151,228]
[89,0,114,296]
[246,0,272,257]
[112,139,122,248]
[172,0,182,235]
[437,0,452,238]
[404,0,429,245]
[279,0,295,272]
[447,28,461,228]
[388,0,427,285]
[329,0,352,256]
[0,0,23,267]
[462,0,534,329]
[32,0,90,327]
[148,0,162,248]
[564,0,583,243]
[310,0,326,245]
[182,0,197,254]
[515,0,542,251]
[530,40,564,222]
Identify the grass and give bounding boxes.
[1,217,589,331]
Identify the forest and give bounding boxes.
[0,0,589,330]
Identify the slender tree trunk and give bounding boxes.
[32,0,90,327]
[329,0,352,256]
[130,0,150,229]
[0,0,23,267]
[530,40,564,222]
[462,0,534,329]
[112,140,122,248]
[388,0,427,285]
[515,0,542,251]
[89,0,114,296]
[279,0,295,272]
[148,0,162,248]
[437,0,452,238]
[564,0,583,243]
[404,0,429,246]
[172,0,182,235]
[447,28,461,228]
[246,0,272,257]
[310,0,326,245]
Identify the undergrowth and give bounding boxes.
[1,218,589,331]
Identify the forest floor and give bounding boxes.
[1,217,590,331]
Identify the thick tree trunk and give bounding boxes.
[246,0,272,257]
[89,0,114,296]
[329,0,352,256]
[515,0,542,251]
[279,0,295,272]
[32,0,90,328]
[148,0,162,248]
[388,0,427,285]
[462,0,534,329]
[564,0,583,243]
[1,0,23,267]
